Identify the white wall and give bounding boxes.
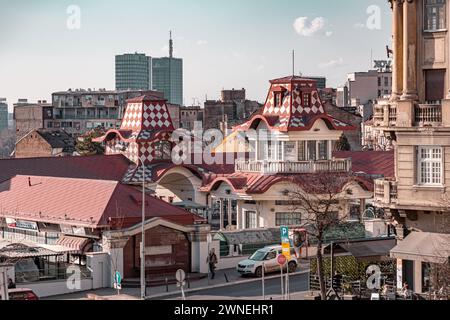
[18,279,93,299]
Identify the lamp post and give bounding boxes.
[140,157,146,300]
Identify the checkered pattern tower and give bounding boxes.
[95,95,175,167]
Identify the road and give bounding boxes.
[152,272,310,300]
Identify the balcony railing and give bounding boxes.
[235,159,352,174]
[373,103,397,127]
[374,179,398,205]
[414,104,442,126]
[374,102,443,128]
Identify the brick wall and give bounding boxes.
[15,132,53,158]
[123,225,191,278]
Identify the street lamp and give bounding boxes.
[140,156,146,300]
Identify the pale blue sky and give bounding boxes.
[0,0,392,111]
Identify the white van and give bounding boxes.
[237,245,298,277]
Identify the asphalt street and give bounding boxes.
[154,272,309,300]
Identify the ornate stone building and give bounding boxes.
[374,0,450,294]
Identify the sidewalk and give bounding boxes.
[45,260,311,300]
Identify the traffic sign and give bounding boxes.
[176,269,186,283]
[277,254,287,266]
[115,271,122,285]
[280,226,291,259]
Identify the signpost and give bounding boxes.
[280,226,290,300]
[277,255,287,300]
[176,269,186,301]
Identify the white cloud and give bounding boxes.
[196,40,208,46]
[256,65,265,72]
[293,17,331,37]
[318,58,345,69]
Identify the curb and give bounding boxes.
[145,269,310,300]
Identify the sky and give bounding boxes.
[0,0,392,112]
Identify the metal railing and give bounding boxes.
[414,104,442,126]
[235,159,352,174]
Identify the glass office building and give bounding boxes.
[115,53,152,91]
[152,57,183,106]
[0,98,8,132]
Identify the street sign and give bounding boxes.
[277,254,287,266]
[115,271,122,285]
[280,226,291,259]
[176,269,186,283]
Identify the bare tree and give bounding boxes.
[285,172,355,300]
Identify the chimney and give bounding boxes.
[28,177,32,187]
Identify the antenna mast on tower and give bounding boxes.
[169,30,173,58]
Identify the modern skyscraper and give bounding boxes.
[0,98,8,132]
[152,32,183,106]
[115,53,152,91]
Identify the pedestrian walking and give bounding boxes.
[207,248,218,279]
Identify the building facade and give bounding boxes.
[48,89,163,137]
[374,0,450,295]
[0,98,8,132]
[204,89,262,132]
[180,106,203,131]
[115,53,152,91]
[14,101,53,142]
[152,57,183,106]
[14,129,75,158]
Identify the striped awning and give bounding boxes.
[56,236,91,254]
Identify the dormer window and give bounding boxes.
[274,92,283,107]
[303,93,311,107]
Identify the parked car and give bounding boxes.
[4,288,39,300]
[237,245,298,277]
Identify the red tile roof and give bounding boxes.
[0,155,132,183]
[201,172,370,194]
[0,175,204,229]
[333,151,395,178]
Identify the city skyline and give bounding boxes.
[0,0,392,111]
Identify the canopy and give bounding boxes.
[324,238,396,259]
[216,228,281,246]
[390,232,450,264]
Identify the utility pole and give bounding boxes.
[140,159,146,300]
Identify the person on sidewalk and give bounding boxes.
[207,248,218,279]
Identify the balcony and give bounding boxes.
[414,104,442,126]
[374,179,398,206]
[235,158,352,175]
[373,102,444,128]
[373,103,397,127]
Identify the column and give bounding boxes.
[401,0,418,100]
[359,199,366,223]
[219,199,224,231]
[414,260,423,294]
[390,0,404,101]
[227,199,233,230]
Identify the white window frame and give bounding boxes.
[424,0,447,32]
[417,146,443,186]
[244,210,258,229]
